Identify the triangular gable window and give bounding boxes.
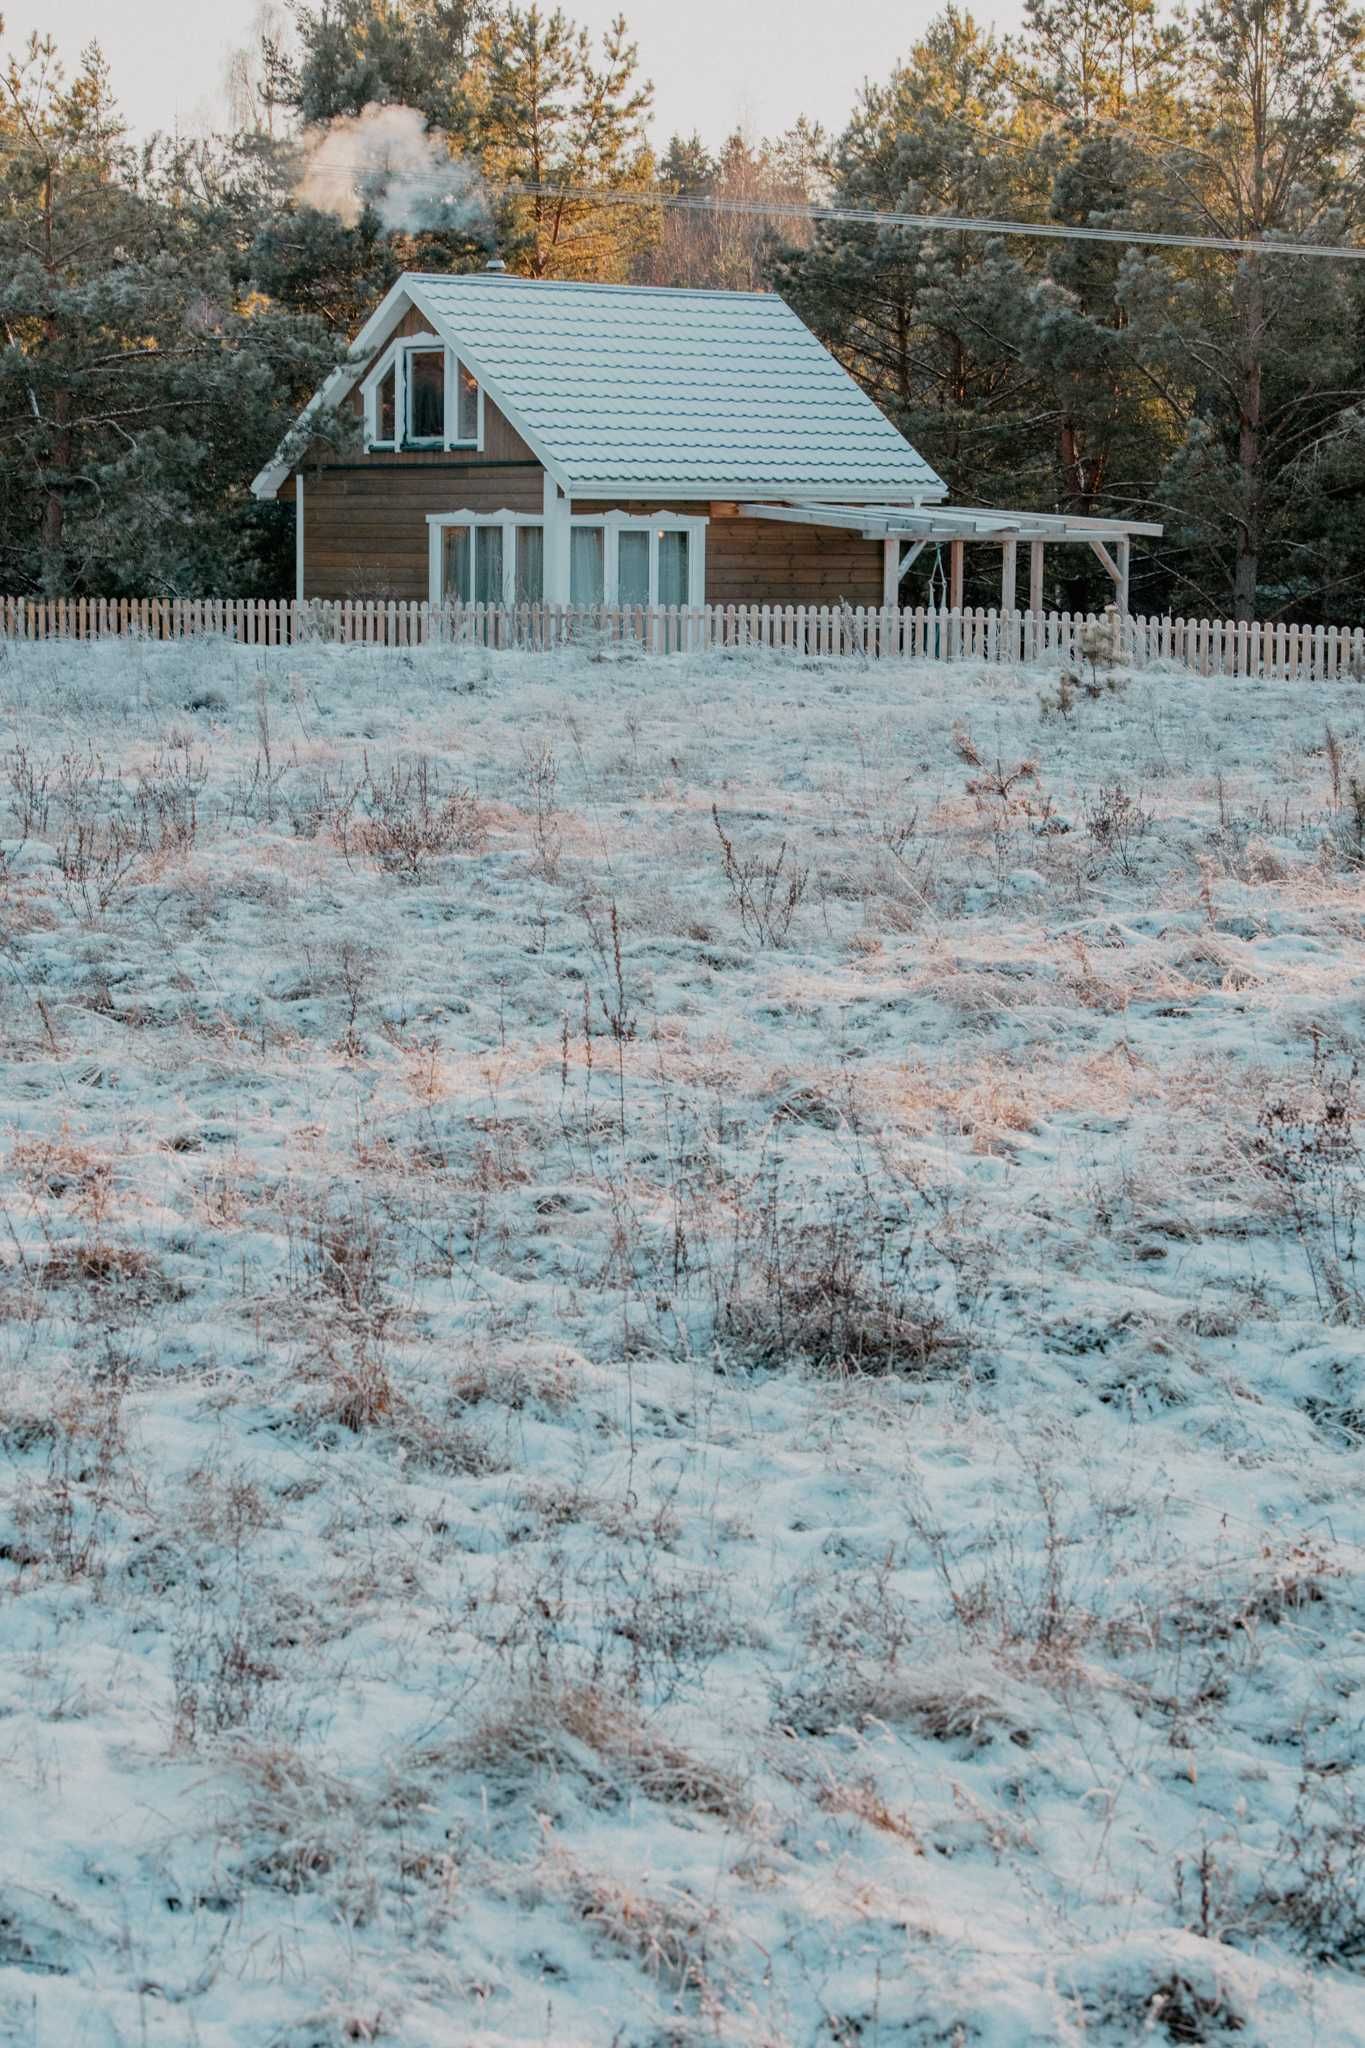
[361,335,482,453]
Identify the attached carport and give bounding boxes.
[737,502,1163,613]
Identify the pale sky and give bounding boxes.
[11,0,1029,149]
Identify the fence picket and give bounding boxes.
[0,591,1360,679]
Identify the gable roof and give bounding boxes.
[252,273,946,503]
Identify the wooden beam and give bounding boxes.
[1001,536,1017,614]
[295,470,305,601]
[1029,538,1044,616]
[883,538,899,609]
[1116,535,1131,613]
[898,539,928,582]
[1088,537,1121,585]
[949,539,965,611]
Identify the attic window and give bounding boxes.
[458,368,480,448]
[407,349,445,442]
[362,337,482,452]
[376,363,396,446]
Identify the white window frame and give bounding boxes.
[427,511,543,608]
[425,508,707,607]
[362,337,483,453]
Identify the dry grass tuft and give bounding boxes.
[461,1682,751,1823]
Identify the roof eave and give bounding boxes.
[565,482,948,503]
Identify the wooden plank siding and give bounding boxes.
[573,500,886,608]
[708,510,883,608]
[302,463,543,600]
[303,483,885,606]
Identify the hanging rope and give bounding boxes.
[927,543,947,612]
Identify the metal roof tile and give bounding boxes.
[406,274,945,498]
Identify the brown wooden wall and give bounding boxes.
[579,500,885,607]
[302,486,885,606]
[301,465,543,601]
[706,511,884,607]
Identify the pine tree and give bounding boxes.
[265,0,488,134]
[0,32,339,594]
[774,9,1047,537]
[473,7,655,279]
[1127,0,1365,617]
[1004,0,1185,607]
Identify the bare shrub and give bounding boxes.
[349,755,487,878]
[171,1609,283,1749]
[226,1745,407,1917]
[814,1769,922,1847]
[296,1192,395,1324]
[540,1846,730,2007]
[133,742,207,856]
[5,743,52,837]
[449,1349,577,1411]
[719,1179,966,1377]
[711,802,809,946]
[40,1242,172,1297]
[10,1383,125,1583]
[1253,1042,1362,1322]
[1250,1767,1365,1964]
[1334,776,1365,867]
[319,1336,395,1432]
[965,756,1038,802]
[1083,782,1153,876]
[520,736,562,880]
[57,817,142,918]
[11,1130,111,1202]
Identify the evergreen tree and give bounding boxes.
[265,0,488,134]
[472,7,655,279]
[1125,0,1365,616]
[0,31,338,595]
[1004,0,1185,606]
[659,130,714,193]
[774,9,1048,547]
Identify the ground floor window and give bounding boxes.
[441,522,503,606]
[427,510,707,608]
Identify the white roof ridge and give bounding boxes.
[404,271,779,302]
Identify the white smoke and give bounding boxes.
[296,104,488,236]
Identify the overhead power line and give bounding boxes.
[307,158,1365,260]
[491,181,1365,263]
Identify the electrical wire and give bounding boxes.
[491,181,1365,262]
[302,158,1365,261]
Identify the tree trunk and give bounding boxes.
[41,386,71,593]
[1232,261,1264,624]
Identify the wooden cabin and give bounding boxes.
[252,269,1159,612]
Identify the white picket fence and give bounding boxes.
[3,595,1364,678]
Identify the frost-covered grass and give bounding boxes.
[1,632,1364,2047]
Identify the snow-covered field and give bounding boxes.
[1,632,1364,2048]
